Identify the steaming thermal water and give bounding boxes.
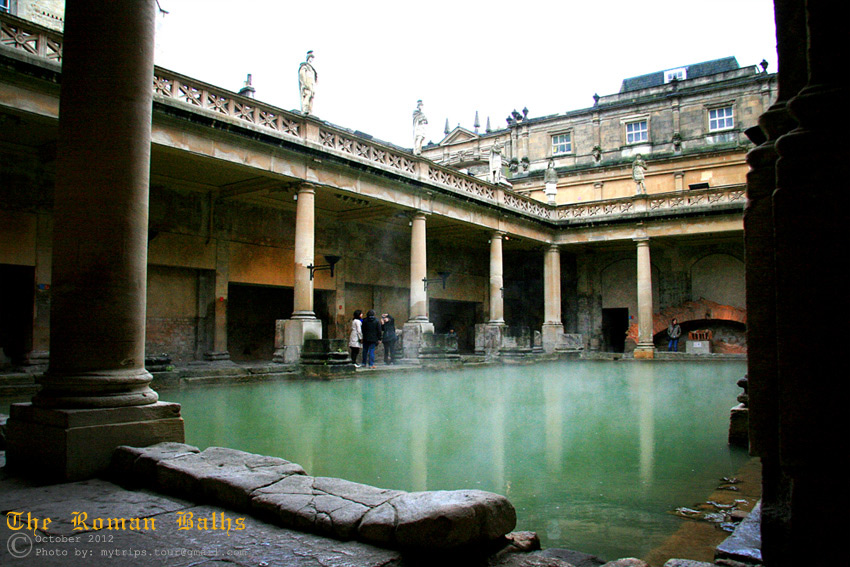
[170,360,748,561]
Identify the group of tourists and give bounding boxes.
[348,310,399,369]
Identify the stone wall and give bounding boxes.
[16,0,64,31]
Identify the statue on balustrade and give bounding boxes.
[299,50,317,115]
[412,100,428,155]
[632,154,647,194]
[489,144,503,184]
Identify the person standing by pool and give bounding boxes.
[349,309,363,367]
[381,313,398,365]
[667,318,682,352]
[361,309,382,369]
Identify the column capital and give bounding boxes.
[634,236,650,244]
[297,182,319,194]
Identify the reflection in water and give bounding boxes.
[171,360,748,562]
[631,371,656,491]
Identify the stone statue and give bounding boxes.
[544,159,558,204]
[544,159,558,185]
[412,100,428,155]
[632,154,647,194]
[489,144,503,184]
[298,50,317,115]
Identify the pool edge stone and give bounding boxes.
[110,443,517,550]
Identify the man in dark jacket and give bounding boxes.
[381,313,398,364]
[361,309,382,368]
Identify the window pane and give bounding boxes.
[709,106,734,131]
[552,133,571,155]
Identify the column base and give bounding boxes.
[633,344,656,359]
[273,318,323,364]
[203,351,232,362]
[5,401,184,481]
[402,320,434,360]
[475,323,505,357]
[541,323,564,354]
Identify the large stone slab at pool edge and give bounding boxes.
[113,444,306,511]
[111,443,517,549]
[361,489,518,549]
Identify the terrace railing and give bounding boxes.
[1,11,746,227]
[556,184,746,222]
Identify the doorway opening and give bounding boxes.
[227,284,292,361]
[0,264,34,366]
[602,308,629,353]
[429,298,481,353]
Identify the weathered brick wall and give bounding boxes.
[145,317,197,363]
[145,265,199,363]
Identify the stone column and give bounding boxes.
[293,183,316,319]
[409,211,428,322]
[6,0,183,481]
[633,237,655,358]
[276,183,322,363]
[29,213,52,365]
[488,232,505,324]
[402,211,434,359]
[541,245,564,353]
[766,1,845,563]
[476,232,506,356]
[204,238,231,361]
[745,1,807,561]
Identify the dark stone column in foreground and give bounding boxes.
[6,0,183,481]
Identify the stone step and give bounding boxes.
[112,443,517,551]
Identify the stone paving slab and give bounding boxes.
[0,470,574,567]
[113,443,517,551]
[0,462,405,566]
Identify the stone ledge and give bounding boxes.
[715,500,762,564]
[111,443,516,550]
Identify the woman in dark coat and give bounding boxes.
[360,309,382,369]
[381,313,398,364]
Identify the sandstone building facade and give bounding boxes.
[0,6,775,364]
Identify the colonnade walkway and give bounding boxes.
[0,351,745,402]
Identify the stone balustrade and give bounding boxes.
[0,12,62,63]
[556,184,745,222]
[1,11,745,228]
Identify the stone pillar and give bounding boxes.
[744,1,806,561]
[6,0,183,481]
[542,245,564,353]
[402,211,433,359]
[29,213,52,365]
[475,232,506,356]
[488,232,505,324]
[633,237,655,358]
[204,238,231,361]
[409,211,428,322]
[276,183,322,363]
[764,1,846,563]
[293,183,316,318]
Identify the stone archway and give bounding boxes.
[626,298,747,353]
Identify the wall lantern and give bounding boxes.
[308,255,341,280]
[423,271,451,291]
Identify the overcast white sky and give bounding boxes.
[154,0,777,150]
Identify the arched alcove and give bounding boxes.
[690,253,745,309]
